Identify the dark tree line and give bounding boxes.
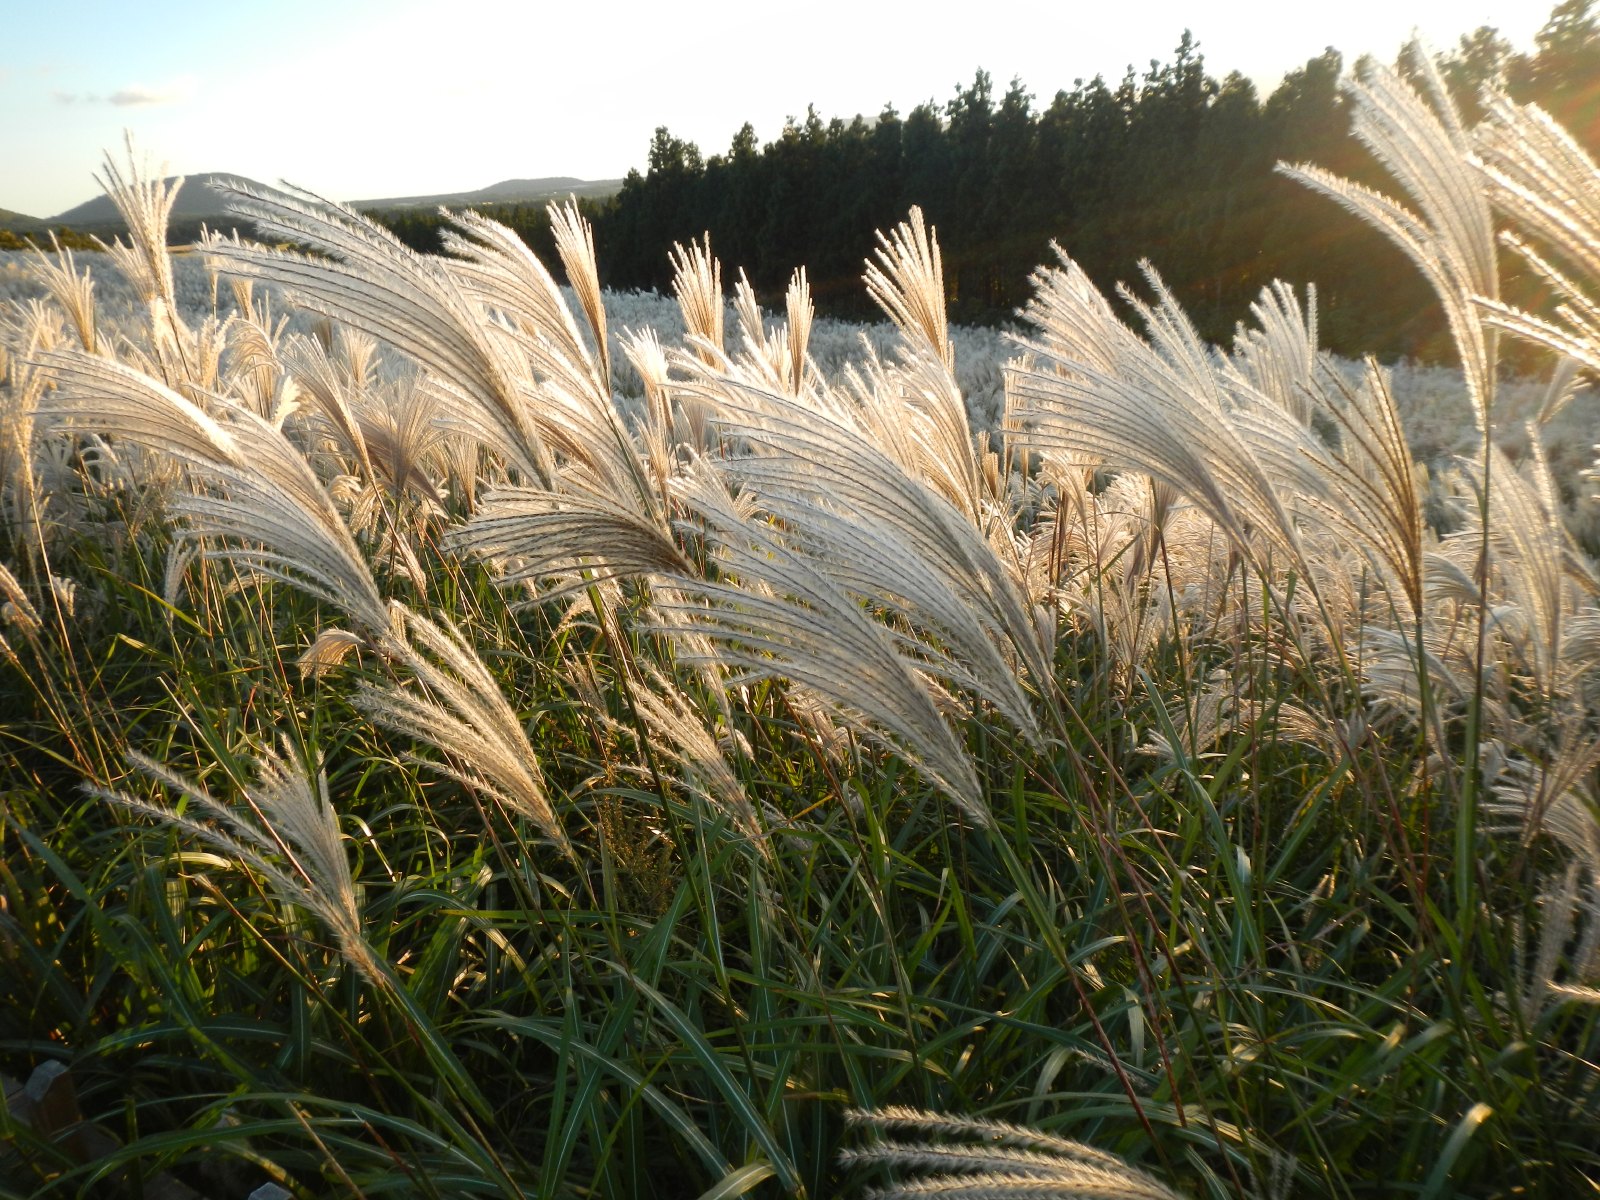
[369,1,1599,363]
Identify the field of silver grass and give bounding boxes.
[3,54,1600,1200]
[4,249,1595,501]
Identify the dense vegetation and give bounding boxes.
[3,45,1600,1200]
[0,227,100,253]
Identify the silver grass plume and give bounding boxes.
[728,268,816,399]
[866,208,953,373]
[93,743,386,989]
[549,199,611,387]
[1471,95,1600,375]
[659,466,987,823]
[27,236,99,354]
[570,655,761,844]
[1466,439,1588,702]
[671,234,725,366]
[353,603,569,854]
[0,559,40,667]
[34,349,390,637]
[0,330,49,555]
[199,180,555,485]
[445,485,692,602]
[217,279,297,425]
[93,138,188,373]
[283,327,378,485]
[839,1107,1186,1200]
[1280,50,1499,424]
[786,267,814,394]
[1007,255,1308,583]
[1227,282,1317,425]
[1287,357,1427,626]
[438,207,647,503]
[865,211,994,535]
[730,270,794,396]
[675,368,1052,702]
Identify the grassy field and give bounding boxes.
[2,57,1599,1199]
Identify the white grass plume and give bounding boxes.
[1280,50,1499,424]
[866,207,952,373]
[549,199,611,387]
[26,237,99,355]
[93,139,183,344]
[671,235,724,366]
[659,466,987,823]
[1472,95,1600,376]
[200,181,555,485]
[1006,255,1306,581]
[676,368,1051,704]
[839,1107,1186,1200]
[353,603,568,854]
[34,349,390,636]
[94,743,386,988]
[445,484,692,601]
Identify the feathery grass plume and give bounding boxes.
[217,276,295,423]
[1471,94,1600,375]
[1006,255,1308,584]
[1468,438,1588,701]
[1279,50,1499,424]
[1228,282,1318,425]
[0,336,48,554]
[34,349,390,637]
[866,207,953,373]
[436,214,681,567]
[300,626,365,679]
[199,181,554,485]
[1511,862,1600,1019]
[839,1107,1187,1200]
[349,368,448,513]
[1488,724,1600,866]
[1289,357,1428,626]
[438,207,652,510]
[27,236,99,354]
[676,367,1051,703]
[353,603,569,854]
[670,234,725,367]
[92,139,186,360]
[862,211,994,532]
[445,485,692,601]
[659,465,987,823]
[571,655,762,844]
[786,267,813,394]
[283,327,377,484]
[548,199,611,388]
[93,743,387,988]
[730,269,790,395]
[1052,472,1228,680]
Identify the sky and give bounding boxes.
[0,0,1560,219]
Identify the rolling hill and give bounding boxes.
[47,174,273,227]
[352,176,623,211]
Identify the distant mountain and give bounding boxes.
[49,174,274,227]
[353,176,623,211]
[37,173,623,232]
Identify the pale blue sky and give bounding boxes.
[0,0,1557,218]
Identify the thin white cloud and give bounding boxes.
[52,76,196,107]
[109,79,194,106]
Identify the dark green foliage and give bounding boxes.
[587,2,1600,361]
